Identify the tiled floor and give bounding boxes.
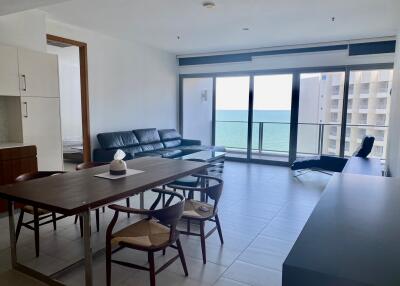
[0,161,329,285]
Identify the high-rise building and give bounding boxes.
[298,69,392,160]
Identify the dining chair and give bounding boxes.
[106,189,188,286]
[74,162,133,236]
[168,174,224,264]
[15,171,66,257]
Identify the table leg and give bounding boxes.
[7,201,17,268]
[140,192,144,209]
[83,210,93,286]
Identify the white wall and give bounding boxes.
[0,10,46,51]
[387,34,400,176]
[47,45,82,144]
[182,78,213,145]
[46,20,178,149]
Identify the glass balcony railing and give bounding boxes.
[215,120,388,160]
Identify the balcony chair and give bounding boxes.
[74,162,132,236]
[167,174,224,264]
[106,189,188,286]
[291,136,375,176]
[15,171,67,257]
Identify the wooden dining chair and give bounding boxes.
[106,189,188,286]
[15,171,66,257]
[168,174,224,264]
[74,162,132,236]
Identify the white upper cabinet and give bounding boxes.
[18,48,60,98]
[0,45,19,96]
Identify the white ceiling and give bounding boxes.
[0,0,66,16]
[23,0,400,54]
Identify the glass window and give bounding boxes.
[297,72,345,157]
[345,69,392,160]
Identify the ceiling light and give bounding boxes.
[203,2,216,9]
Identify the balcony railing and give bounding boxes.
[215,120,388,159]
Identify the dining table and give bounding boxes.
[0,156,208,286]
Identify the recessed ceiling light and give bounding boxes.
[203,2,216,9]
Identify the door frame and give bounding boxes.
[46,34,91,162]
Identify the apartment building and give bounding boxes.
[323,70,392,159]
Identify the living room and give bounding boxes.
[0,1,399,286]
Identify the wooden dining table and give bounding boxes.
[0,156,208,286]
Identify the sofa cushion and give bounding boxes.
[97,131,139,150]
[133,128,161,144]
[159,129,182,148]
[140,142,164,152]
[155,149,183,158]
[159,129,181,141]
[163,139,181,148]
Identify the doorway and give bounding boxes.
[46,34,90,171]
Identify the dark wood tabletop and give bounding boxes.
[0,157,208,215]
[283,173,400,286]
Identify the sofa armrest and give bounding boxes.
[93,149,134,163]
[181,139,201,146]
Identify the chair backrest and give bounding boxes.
[76,161,107,170]
[203,176,224,211]
[353,136,375,158]
[150,190,185,241]
[15,171,65,182]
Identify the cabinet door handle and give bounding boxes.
[20,74,27,91]
[23,101,28,118]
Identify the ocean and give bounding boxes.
[216,110,291,152]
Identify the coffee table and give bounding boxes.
[178,151,225,176]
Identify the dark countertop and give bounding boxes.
[283,173,400,286]
[342,157,382,176]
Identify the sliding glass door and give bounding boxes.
[214,74,294,163]
[215,76,250,159]
[297,72,345,158]
[252,74,293,162]
[181,64,393,165]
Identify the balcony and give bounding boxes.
[215,121,389,160]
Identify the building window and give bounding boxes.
[347,113,352,124]
[359,98,368,109]
[330,126,337,136]
[375,130,385,141]
[376,114,386,125]
[376,98,387,109]
[360,83,370,94]
[373,146,384,157]
[345,142,350,152]
[347,99,353,109]
[359,114,367,124]
[345,127,351,138]
[331,113,338,122]
[348,84,354,95]
[331,99,339,109]
[331,85,340,95]
[358,128,367,139]
[329,139,336,149]
[378,81,389,93]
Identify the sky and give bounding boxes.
[216,74,293,110]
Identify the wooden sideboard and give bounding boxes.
[0,144,37,212]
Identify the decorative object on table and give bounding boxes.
[110,149,127,175]
[95,169,144,180]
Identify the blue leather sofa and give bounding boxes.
[93,128,222,162]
